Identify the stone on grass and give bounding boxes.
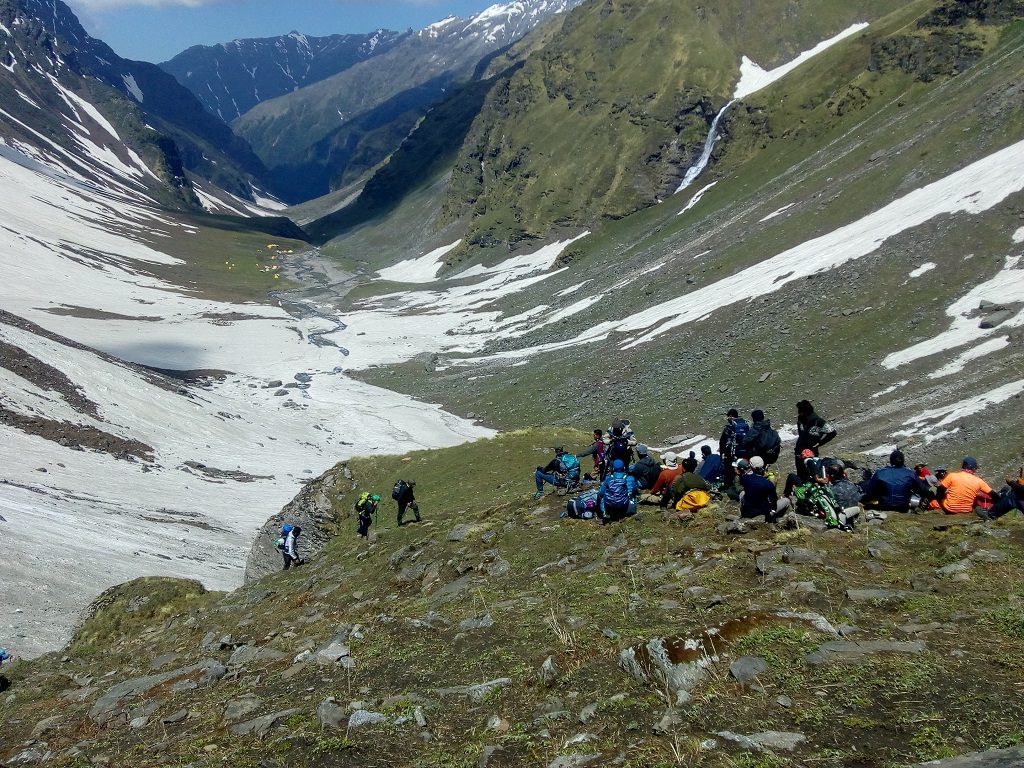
[548,754,602,768]
[540,656,560,686]
[448,524,473,542]
[348,710,387,729]
[729,656,769,683]
[317,699,346,730]
[845,588,911,603]
[459,614,495,632]
[716,730,806,752]
[806,640,926,665]
[436,678,512,703]
[223,696,262,724]
[913,745,1024,766]
[229,708,301,737]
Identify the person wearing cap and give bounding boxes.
[697,444,724,484]
[649,452,683,505]
[535,447,576,499]
[630,444,662,490]
[861,450,926,513]
[938,457,993,515]
[668,457,710,508]
[719,408,749,486]
[739,456,790,522]
[795,400,837,481]
[599,458,639,522]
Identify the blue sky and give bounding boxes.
[66,0,503,63]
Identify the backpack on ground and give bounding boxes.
[565,489,600,519]
[675,489,711,513]
[392,479,408,501]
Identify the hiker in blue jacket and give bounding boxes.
[861,450,926,513]
[599,459,638,523]
[697,445,724,484]
[534,447,580,498]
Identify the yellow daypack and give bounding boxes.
[675,489,711,512]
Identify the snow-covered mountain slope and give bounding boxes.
[0,0,275,209]
[161,29,408,123]
[0,141,490,657]
[230,0,584,202]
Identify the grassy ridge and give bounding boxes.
[2,428,1023,767]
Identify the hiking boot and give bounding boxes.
[533,491,544,500]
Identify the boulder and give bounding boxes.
[716,730,806,751]
[914,746,1024,766]
[845,588,911,603]
[88,659,226,725]
[244,468,340,583]
[448,524,473,542]
[540,656,560,686]
[223,696,263,724]
[229,707,302,737]
[348,710,387,729]
[436,678,512,703]
[805,640,926,665]
[228,645,287,668]
[729,656,769,683]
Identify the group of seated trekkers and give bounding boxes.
[532,404,1024,529]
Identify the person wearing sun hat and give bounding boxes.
[939,456,993,515]
[649,452,683,505]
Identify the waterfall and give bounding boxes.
[675,99,735,193]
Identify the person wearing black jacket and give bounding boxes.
[630,444,662,490]
[396,481,421,525]
[795,400,837,481]
[742,410,780,464]
[720,409,748,486]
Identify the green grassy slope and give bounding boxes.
[350,3,1024,475]
[3,429,1023,767]
[442,0,904,247]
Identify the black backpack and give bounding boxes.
[392,479,408,501]
[762,429,782,464]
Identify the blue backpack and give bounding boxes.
[732,419,750,454]
[603,473,632,506]
[559,454,580,475]
[565,489,599,519]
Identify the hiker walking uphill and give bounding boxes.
[393,479,421,525]
[795,400,837,481]
[720,409,749,486]
[354,492,380,537]
[277,524,302,570]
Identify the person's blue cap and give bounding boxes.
[612,459,625,471]
[963,456,978,470]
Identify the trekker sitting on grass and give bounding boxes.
[739,456,790,522]
[630,444,662,490]
[599,459,638,523]
[827,462,863,510]
[979,467,1024,521]
[534,447,581,499]
[649,452,683,506]
[938,457,993,515]
[668,457,710,509]
[861,449,925,513]
[697,445,724,485]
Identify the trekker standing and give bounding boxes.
[742,410,782,467]
[279,524,302,570]
[394,480,421,525]
[577,429,606,480]
[795,400,836,481]
[720,409,749,486]
[938,457,992,515]
[604,421,637,472]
